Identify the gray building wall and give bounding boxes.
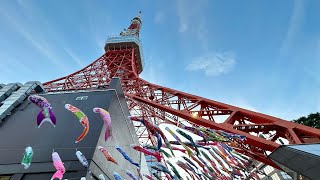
[0,78,149,179]
[269,144,320,180]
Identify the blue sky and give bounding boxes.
[0,0,319,121]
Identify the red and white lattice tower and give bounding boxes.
[43,12,320,170]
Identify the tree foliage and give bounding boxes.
[293,112,320,129]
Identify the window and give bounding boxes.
[271,174,281,180]
[264,166,274,175]
[279,172,293,180]
[76,96,88,100]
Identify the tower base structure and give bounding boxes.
[16,12,320,179]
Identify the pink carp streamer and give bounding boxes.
[131,144,162,162]
[51,152,65,180]
[93,107,113,141]
[129,116,175,156]
[143,174,154,180]
[176,160,195,180]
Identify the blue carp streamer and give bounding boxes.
[115,145,140,168]
[126,170,138,180]
[113,172,123,180]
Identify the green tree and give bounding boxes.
[293,112,320,129]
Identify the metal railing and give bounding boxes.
[106,35,141,45]
[106,35,145,70]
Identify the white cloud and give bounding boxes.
[176,0,188,32]
[179,23,188,33]
[63,47,85,68]
[154,11,165,24]
[316,38,320,61]
[230,99,257,112]
[265,108,305,121]
[196,18,209,51]
[174,1,210,51]
[212,97,257,123]
[0,61,14,83]
[176,0,208,33]
[140,55,167,86]
[280,0,305,56]
[0,3,70,73]
[185,52,236,76]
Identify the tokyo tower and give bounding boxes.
[43,12,320,179]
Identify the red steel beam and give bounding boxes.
[126,93,279,152]
[42,29,320,171]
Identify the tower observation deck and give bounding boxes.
[105,11,144,74]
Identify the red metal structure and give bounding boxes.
[43,12,320,170]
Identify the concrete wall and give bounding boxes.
[88,78,149,179]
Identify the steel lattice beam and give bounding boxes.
[43,49,320,170]
[42,14,320,176]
